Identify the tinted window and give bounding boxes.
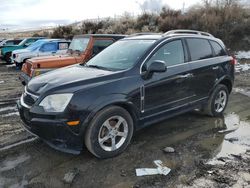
[92,39,114,56]
[41,43,57,52]
[146,40,184,68]
[186,38,213,61]
[210,40,226,56]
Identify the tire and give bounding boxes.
[85,106,134,158]
[203,84,229,117]
[4,52,11,64]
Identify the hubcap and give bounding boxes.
[214,90,227,113]
[98,116,128,151]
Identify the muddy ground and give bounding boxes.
[0,60,250,188]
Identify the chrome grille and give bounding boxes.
[21,87,39,108]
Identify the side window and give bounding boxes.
[210,40,226,56]
[186,38,213,61]
[92,39,114,56]
[40,43,57,52]
[58,42,69,50]
[146,40,185,68]
[6,41,14,45]
[14,40,21,45]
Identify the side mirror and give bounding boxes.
[142,60,167,79]
[148,60,167,73]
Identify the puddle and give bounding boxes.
[206,113,250,165]
[0,176,28,188]
[0,154,30,172]
[233,87,250,97]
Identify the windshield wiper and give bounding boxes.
[85,64,110,70]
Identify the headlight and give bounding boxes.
[39,94,73,112]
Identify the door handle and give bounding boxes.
[212,66,219,70]
[179,73,193,79]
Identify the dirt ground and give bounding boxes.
[0,60,250,188]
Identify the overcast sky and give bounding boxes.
[0,0,202,31]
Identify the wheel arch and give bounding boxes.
[211,76,233,95]
[83,96,140,135]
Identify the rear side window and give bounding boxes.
[210,40,226,56]
[146,40,185,67]
[92,39,114,55]
[186,38,213,61]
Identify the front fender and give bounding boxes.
[88,93,139,119]
[79,93,140,135]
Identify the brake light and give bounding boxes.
[231,55,237,65]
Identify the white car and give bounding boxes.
[12,39,71,69]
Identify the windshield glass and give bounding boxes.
[19,39,27,46]
[26,40,46,51]
[69,37,90,52]
[86,40,155,71]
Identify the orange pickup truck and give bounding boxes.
[20,34,125,85]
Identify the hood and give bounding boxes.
[12,48,30,54]
[27,65,116,94]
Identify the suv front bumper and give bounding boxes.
[17,99,84,154]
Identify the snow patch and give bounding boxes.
[236,51,250,59]
[0,106,17,112]
[1,112,19,117]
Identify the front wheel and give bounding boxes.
[4,52,11,64]
[203,84,229,117]
[85,106,134,158]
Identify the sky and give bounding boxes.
[0,0,203,31]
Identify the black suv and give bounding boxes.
[17,30,235,158]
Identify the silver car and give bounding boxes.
[12,39,71,69]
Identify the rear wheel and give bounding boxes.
[85,106,134,158]
[203,84,229,117]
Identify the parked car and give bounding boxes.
[0,37,45,63]
[17,30,235,158]
[20,34,125,85]
[12,39,71,69]
[0,39,22,49]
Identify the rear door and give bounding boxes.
[142,39,195,117]
[185,38,218,100]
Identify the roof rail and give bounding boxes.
[163,30,214,37]
[127,32,160,37]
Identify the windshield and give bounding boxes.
[19,39,27,46]
[26,40,46,51]
[69,37,90,52]
[85,40,155,71]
